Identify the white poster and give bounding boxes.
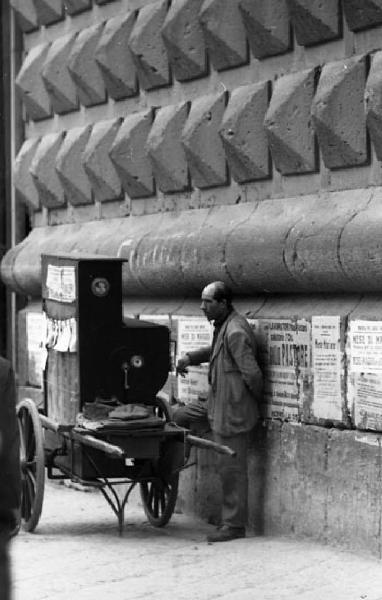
[349,320,382,373]
[26,312,47,386]
[312,316,342,421]
[349,320,382,431]
[46,264,76,303]
[257,318,311,421]
[175,317,213,404]
[353,373,382,431]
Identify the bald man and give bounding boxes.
[175,282,262,542]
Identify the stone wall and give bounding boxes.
[6,0,382,556]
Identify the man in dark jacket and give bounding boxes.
[175,281,262,542]
[0,356,21,599]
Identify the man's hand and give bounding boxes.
[176,354,191,377]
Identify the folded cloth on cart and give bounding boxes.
[83,398,120,420]
[75,411,165,433]
[83,401,151,421]
[108,404,150,420]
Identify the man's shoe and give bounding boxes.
[206,525,245,543]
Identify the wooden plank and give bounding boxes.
[46,350,80,425]
[71,430,125,458]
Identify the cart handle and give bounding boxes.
[186,434,236,457]
[71,430,126,459]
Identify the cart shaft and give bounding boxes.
[186,434,236,457]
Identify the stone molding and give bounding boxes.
[146,102,190,193]
[4,187,382,297]
[128,0,171,91]
[161,0,207,82]
[265,68,317,175]
[109,110,155,199]
[67,22,106,108]
[15,42,52,122]
[286,0,341,47]
[55,124,93,206]
[312,55,368,169]
[95,11,138,101]
[29,132,66,209]
[82,118,123,202]
[41,33,79,115]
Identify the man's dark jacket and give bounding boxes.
[187,310,263,436]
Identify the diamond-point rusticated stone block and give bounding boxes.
[55,125,93,206]
[82,118,122,203]
[68,22,107,108]
[95,11,138,101]
[16,42,52,122]
[199,0,248,72]
[220,81,270,183]
[286,0,341,46]
[34,0,64,26]
[129,0,171,91]
[182,91,228,189]
[109,110,155,199]
[365,51,382,161]
[146,102,190,193]
[63,0,91,15]
[161,0,207,82]
[264,68,317,175]
[30,132,66,209]
[312,55,368,170]
[42,33,79,115]
[14,138,41,211]
[238,0,291,60]
[10,0,38,32]
[343,0,382,32]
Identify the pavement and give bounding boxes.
[10,480,382,600]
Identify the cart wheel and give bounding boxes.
[17,399,45,532]
[140,473,179,527]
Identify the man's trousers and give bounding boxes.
[174,400,249,530]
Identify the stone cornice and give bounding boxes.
[2,186,381,297]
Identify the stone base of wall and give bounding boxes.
[177,421,382,559]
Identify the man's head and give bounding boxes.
[200,281,233,322]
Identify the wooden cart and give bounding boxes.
[17,255,233,534]
[17,392,233,533]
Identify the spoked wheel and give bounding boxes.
[17,398,45,532]
[140,395,179,526]
[140,474,179,527]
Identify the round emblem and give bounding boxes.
[91,277,110,297]
[131,355,144,368]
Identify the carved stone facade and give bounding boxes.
[6,0,382,556]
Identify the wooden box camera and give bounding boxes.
[42,255,170,423]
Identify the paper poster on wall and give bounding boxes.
[26,312,47,386]
[46,264,76,303]
[349,320,382,372]
[353,372,382,431]
[255,318,311,421]
[349,320,382,431]
[311,316,342,421]
[174,317,213,404]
